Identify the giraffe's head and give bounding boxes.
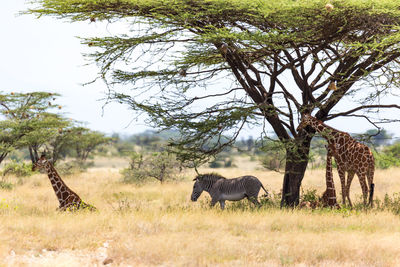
[32,155,50,171]
[297,113,319,132]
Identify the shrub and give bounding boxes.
[56,160,94,175]
[373,150,400,169]
[0,181,13,190]
[209,156,234,168]
[209,160,223,168]
[121,167,149,184]
[300,188,319,203]
[121,152,182,184]
[1,160,33,177]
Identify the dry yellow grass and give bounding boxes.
[1,161,400,266]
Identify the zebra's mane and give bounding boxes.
[195,173,226,183]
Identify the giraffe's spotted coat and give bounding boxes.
[298,114,375,207]
[33,155,96,211]
[321,144,340,208]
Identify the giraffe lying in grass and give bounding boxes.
[32,155,96,211]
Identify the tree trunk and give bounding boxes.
[0,152,8,165]
[28,146,36,163]
[280,135,312,207]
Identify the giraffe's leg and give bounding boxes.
[367,162,375,207]
[337,167,346,205]
[346,171,355,207]
[357,173,368,206]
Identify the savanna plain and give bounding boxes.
[1,156,400,267]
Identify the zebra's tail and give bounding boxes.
[260,183,269,197]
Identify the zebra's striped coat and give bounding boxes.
[191,173,268,210]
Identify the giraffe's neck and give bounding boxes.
[309,118,347,144]
[44,163,72,205]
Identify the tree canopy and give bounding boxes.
[26,0,400,206]
[0,92,110,165]
[0,92,69,163]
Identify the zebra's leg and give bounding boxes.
[246,192,262,208]
[210,198,218,208]
[219,200,225,210]
[248,196,261,207]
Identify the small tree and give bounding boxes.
[259,139,286,172]
[363,129,393,147]
[21,113,71,163]
[122,152,182,184]
[69,127,111,162]
[45,124,78,163]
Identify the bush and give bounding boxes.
[0,181,13,190]
[56,160,94,175]
[121,167,149,184]
[121,152,183,184]
[209,156,235,168]
[209,160,223,168]
[1,160,34,177]
[300,188,319,203]
[373,150,400,169]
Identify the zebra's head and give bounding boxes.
[191,177,204,202]
[191,173,225,201]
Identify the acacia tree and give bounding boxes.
[0,120,24,164]
[27,0,400,206]
[0,92,70,163]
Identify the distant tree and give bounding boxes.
[121,151,181,184]
[246,136,254,152]
[259,139,286,172]
[45,124,80,164]
[363,129,393,147]
[21,113,71,163]
[145,152,182,183]
[69,127,111,161]
[28,0,400,206]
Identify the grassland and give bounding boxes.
[1,157,400,266]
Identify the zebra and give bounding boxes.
[190,173,268,210]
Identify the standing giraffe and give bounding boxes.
[321,144,340,208]
[32,155,96,211]
[297,114,374,207]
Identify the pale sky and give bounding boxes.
[1,1,151,135]
[2,1,400,140]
